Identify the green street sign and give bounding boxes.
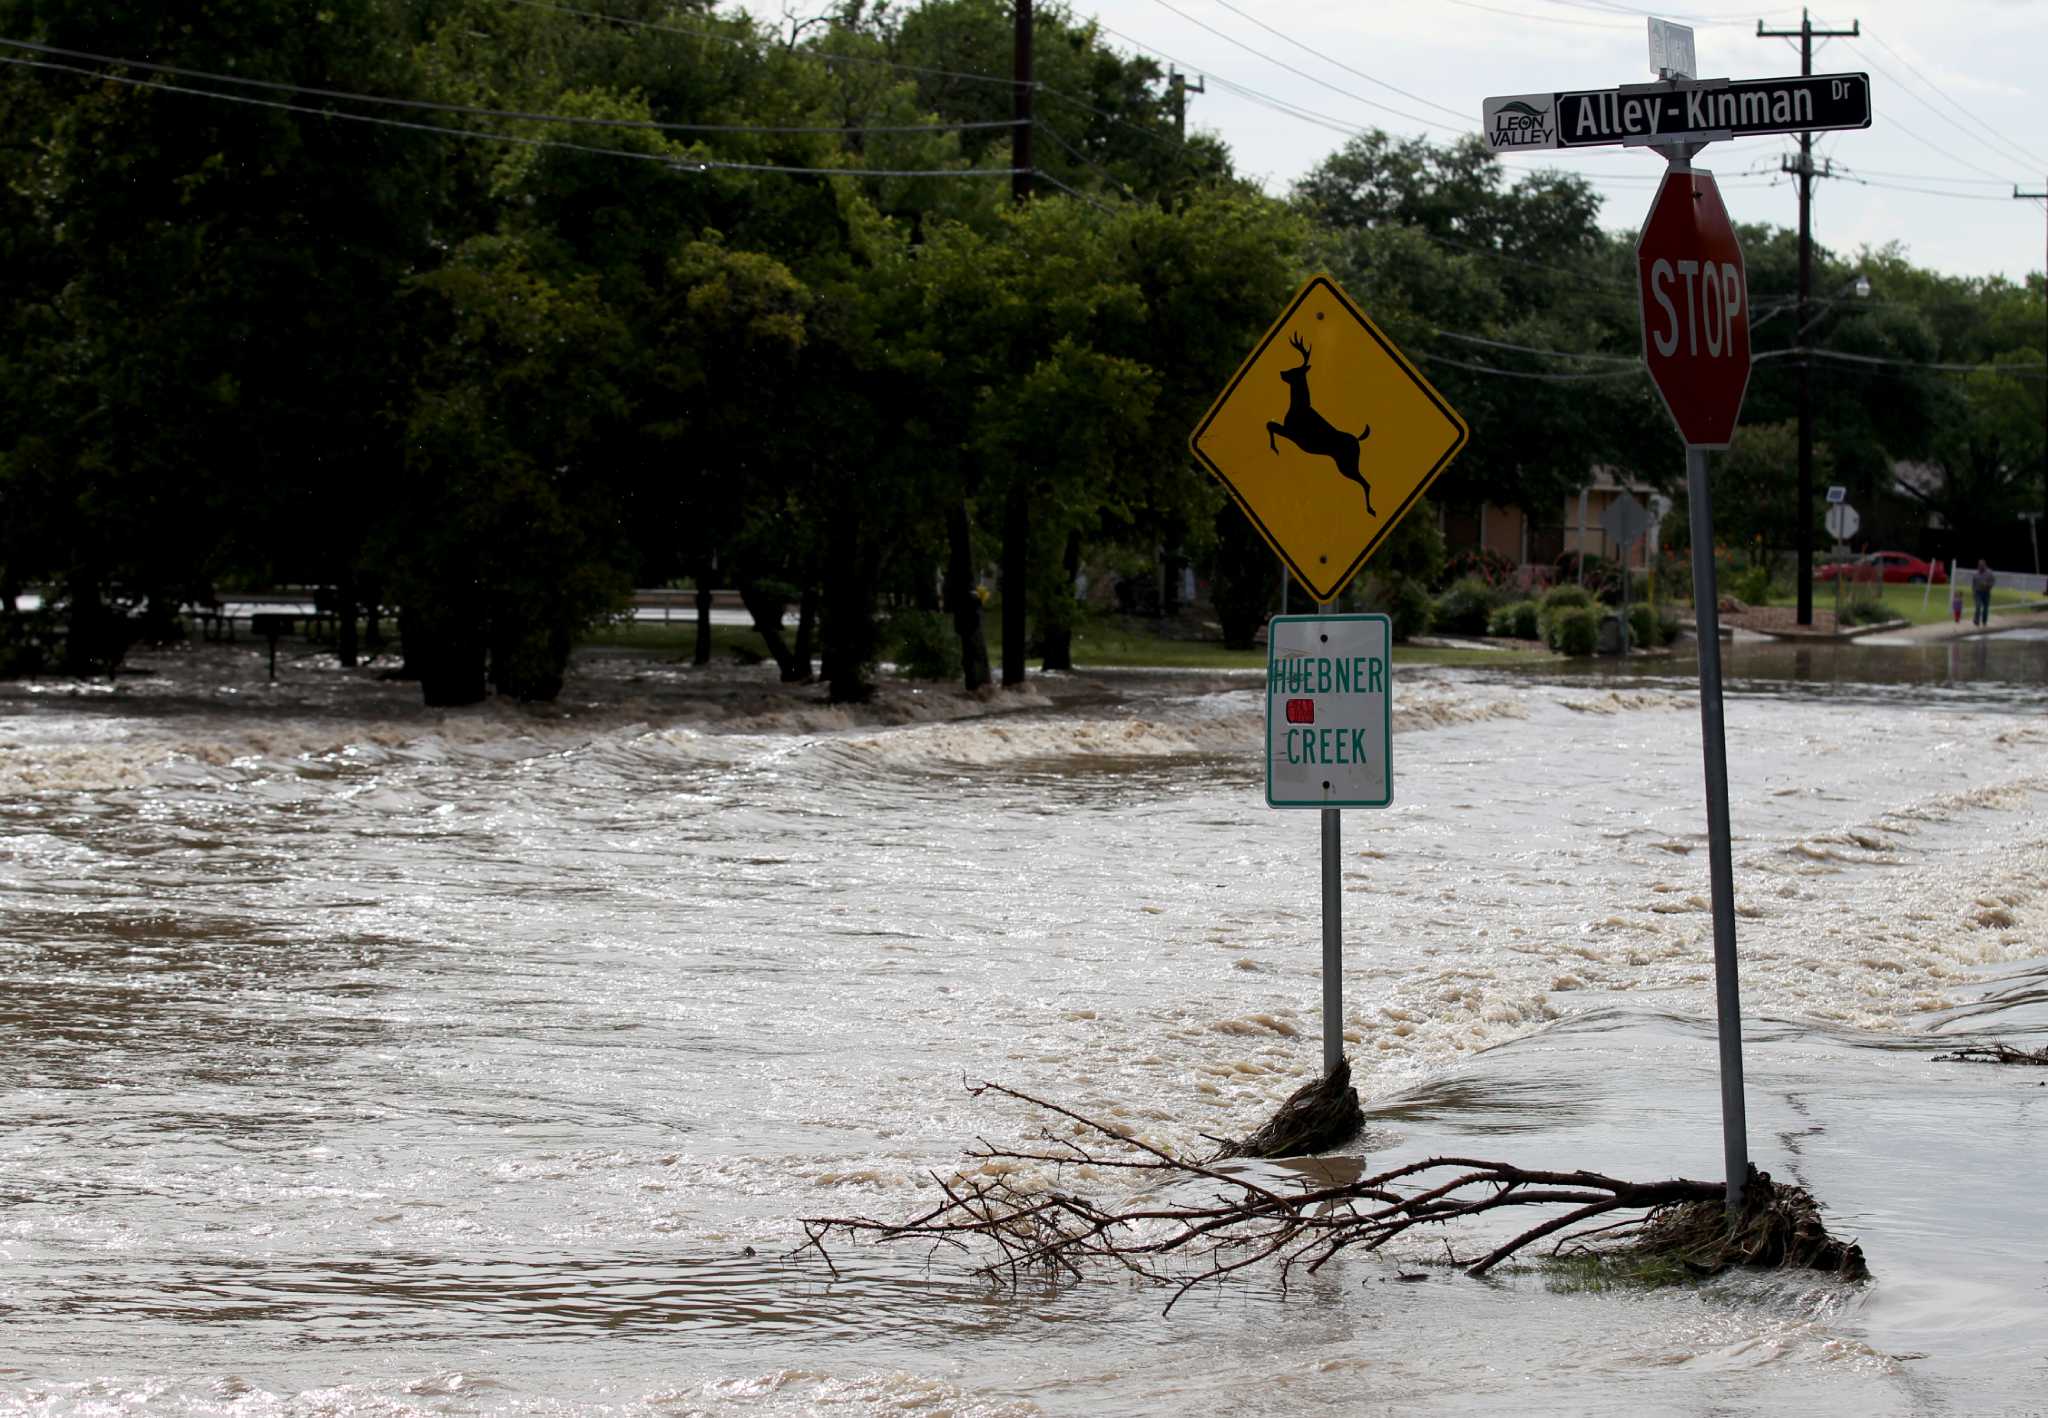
[1266,614,1392,809]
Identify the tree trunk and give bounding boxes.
[1001,485,1028,688]
[1211,506,1278,650]
[822,523,876,704]
[693,570,714,667]
[407,605,488,706]
[946,499,991,692]
[364,577,384,653]
[789,585,819,684]
[337,566,360,669]
[60,572,124,678]
[736,576,797,678]
[1039,531,1081,672]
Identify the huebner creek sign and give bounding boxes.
[1483,73,1870,151]
[1266,614,1392,810]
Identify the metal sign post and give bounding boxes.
[1637,123,1752,1212]
[1683,445,1751,1212]
[1319,602,1343,1078]
[1479,18,1834,1214]
[1196,273,1460,1085]
[1265,612,1395,1076]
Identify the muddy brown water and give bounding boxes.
[2,638,2045,1415]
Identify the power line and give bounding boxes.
[1034,86,1183,151]
[1438,0,1634,30]
[1753,346,2048,377]
[1861,30,2048,175]
[1410,349,1644,381]
[1833,172,2029,204]
[1031,119,1134,197]
[1204,0,1470,123]
[1145,0,1466,134]
[1830,164,2013,188]
[1030,166,1118,214]
[1837,38,2028,186]
[0,34,1022,137]
[1432,329,1641,364]
[502,0,1027,91]
[0,54,1024,179]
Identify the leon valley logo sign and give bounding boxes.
[1190,275,1468,604]
[1483,96,1555,150]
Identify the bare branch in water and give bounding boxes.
[797,1081,1869,1310]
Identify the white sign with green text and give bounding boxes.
[1266,613,1392,809]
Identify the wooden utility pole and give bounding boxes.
[1001,1,1034,688]
[2019,179,2047,537]
[1759,8,1858,626]
[1011,0,1033,206]
[1168,66,1205,141]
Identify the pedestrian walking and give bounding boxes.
[1971,560,1996,627]
[1951,584,1964,623]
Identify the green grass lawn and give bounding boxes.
[581,614,1553,673]
[1770,582,2048,627]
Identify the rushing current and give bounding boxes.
[3,632,2046,1416]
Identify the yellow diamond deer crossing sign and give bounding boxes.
[1190,275,1469,603]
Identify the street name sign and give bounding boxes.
[1190,274,1468,603]
[1266,614,1391,809]
[1636,169,1751,449]
[1647,18,1695,80]
[1482,72,1870,152]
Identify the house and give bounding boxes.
[1442,467,1670,584]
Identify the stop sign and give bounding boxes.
[1636,169,1750,449]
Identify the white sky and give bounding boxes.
[1074,0,2048,284]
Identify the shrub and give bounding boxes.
[1488,599,1541,640]
[1731,564,1774,606]
[1627,602,1660,648]
[1434,576,1502,635]
[1657,604,1682,643]
[1838,598,1894,627]
[1540,584,1595,616]
[1387,577,1434,643]
[1439,546,1519,593]
[885,609,961,680]
[1553,551,1614,596]
[1546,605,1600,656]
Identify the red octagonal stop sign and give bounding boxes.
[1636,169,1750,449]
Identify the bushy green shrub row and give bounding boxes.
[1546,605,1600,656]
[1433,576,1499,635]
[1426,569,1679,656]
[1487,599,1541,639]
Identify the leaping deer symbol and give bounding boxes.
[1267,332,1376,517]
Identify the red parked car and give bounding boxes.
[1815,551,1948,584]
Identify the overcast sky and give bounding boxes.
[1071,0,2046,284]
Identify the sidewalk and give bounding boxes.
[1679,598,2048,644]
[1868,600,2048,644]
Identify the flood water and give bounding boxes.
[3,633,2046,1415]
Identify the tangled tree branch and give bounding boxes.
[1934,1042,2048,1067]
[798,1081,1867,1311]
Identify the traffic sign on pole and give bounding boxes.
[1190,275,1468,603]
[1266,614,1392,810]
[1636,169,1751,449]
[1481,72,1870,153]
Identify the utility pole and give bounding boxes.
[2019,179,2047,540]
[1168,66,1205,141]
[1011,0,1033,206]
[1759,8,1858,626]
[1001,1,1034,688]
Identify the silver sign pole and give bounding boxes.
[1684,444,1750,1212]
